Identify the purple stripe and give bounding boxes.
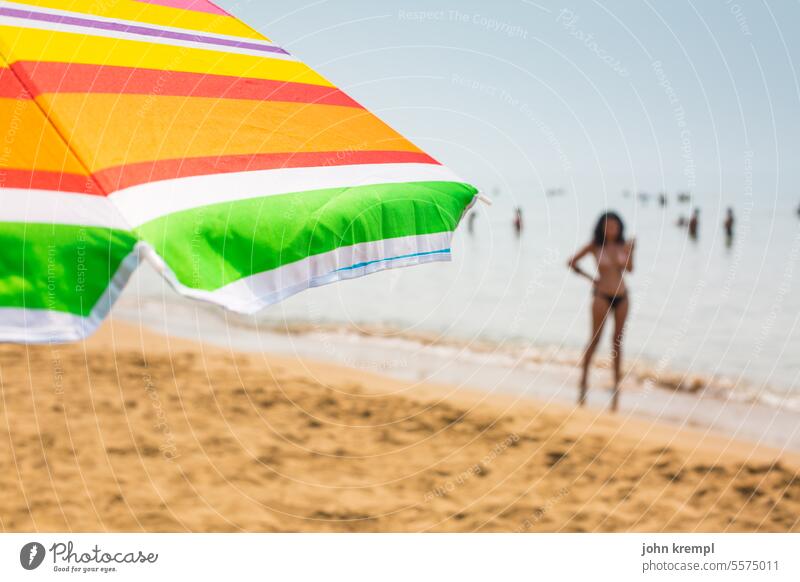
[0,6,289,55]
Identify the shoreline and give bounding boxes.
[113,297,800,454]
[1,317,798,532]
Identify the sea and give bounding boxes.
[114,190,800,448]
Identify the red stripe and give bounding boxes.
[14,62,361,108]
[95,150,440,192]
[0,168,101,194]
[0,68,32,99]
[0,153,439,196]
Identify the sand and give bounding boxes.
[0,318,798,532]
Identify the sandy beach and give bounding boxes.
[0,318,798,533]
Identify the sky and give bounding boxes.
[216,0,800,209]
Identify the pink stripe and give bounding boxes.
[133,0,229,16]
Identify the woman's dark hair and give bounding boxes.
[593,211,625,246]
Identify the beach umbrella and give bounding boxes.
[0,0,477,343]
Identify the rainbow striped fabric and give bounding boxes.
[0,0,477,343]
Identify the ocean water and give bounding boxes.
[117,191,800,411]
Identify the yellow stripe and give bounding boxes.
[0,96,87,174]
[42,94,422,171]
[0,26,330,86]
[5,0,265,40]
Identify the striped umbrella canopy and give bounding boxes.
[0,0,477,343]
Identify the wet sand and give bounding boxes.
[0,319,798,532]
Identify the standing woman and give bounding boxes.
[567,212,635,412]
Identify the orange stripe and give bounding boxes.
[42,94,422,172]
[0,96,89,175]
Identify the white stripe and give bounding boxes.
[109,163,464,227]
[144,232,454,314]
[0,14,295,60]
[0,0,277,47]
[0,248,139,343]
[0,188,131,229]
[0,233,455,341]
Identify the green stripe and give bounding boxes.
[0,223,137,316]
[136,180,476,291]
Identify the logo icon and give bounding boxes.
[20,542,46,570]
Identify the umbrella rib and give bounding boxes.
[0,50,112,203]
